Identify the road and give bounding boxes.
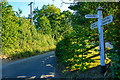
[2,51,57,79]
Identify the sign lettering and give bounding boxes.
[91,21,98,29]
[85,14,98,18]
[102,15,113,25]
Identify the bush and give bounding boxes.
[1,2,55,60]
[55,30,95,72]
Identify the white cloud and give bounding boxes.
[59,0,75,12]
[60,3,73,12]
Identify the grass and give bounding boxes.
[66,46,111,71]
[87,46,111,68]
[1,46,56,60]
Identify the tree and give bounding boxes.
[33,4,73,42]
[55,2,120,76]
[36,15,52,34]
[33,4,60,30]
[68,2,120,78]
[2,1,55,60]
[57,10,73,38]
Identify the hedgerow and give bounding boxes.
[55,2,120,78]
[2,2,55,60]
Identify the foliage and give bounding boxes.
[55,2,120,76]
[69,2,120,77]
[33,4,60,32]
[107,41,120,78]
[33,4,73,43]
[37,15,52,34]
[55,29,95,72]
[2,2,55,60]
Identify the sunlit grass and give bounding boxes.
[66,46,111,71]
[87,46,111,68]
[86,46,99,58]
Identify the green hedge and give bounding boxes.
[55,29,95,72]
[1,2,55,60]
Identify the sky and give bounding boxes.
[7,0,75,17]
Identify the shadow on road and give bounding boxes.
[2,52,57,79]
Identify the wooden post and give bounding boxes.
[28,2,33,23]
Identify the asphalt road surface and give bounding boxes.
[2,51,57,79]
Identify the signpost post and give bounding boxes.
[85,6,113,73]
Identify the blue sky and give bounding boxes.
[7,0,74,17]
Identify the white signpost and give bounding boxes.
[91,21,98,29]
[102,15,113,26]
[85,6,113,73]
[85,14,98,18]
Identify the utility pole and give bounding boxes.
[28,2,33,23]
